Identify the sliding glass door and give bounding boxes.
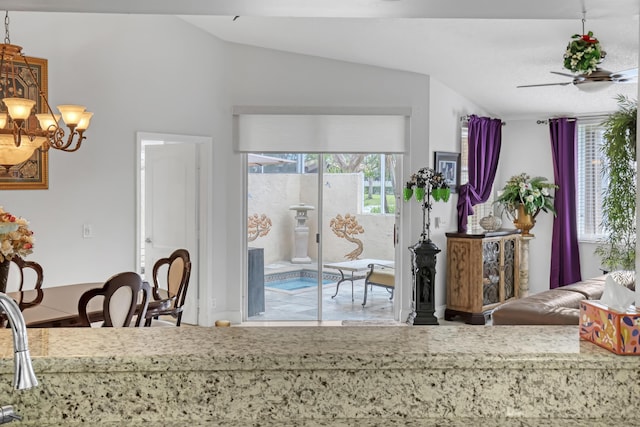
[246,152,397,322]
[247,153,319,321]
[321,154,397,322]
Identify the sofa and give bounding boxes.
[491,275,608,325]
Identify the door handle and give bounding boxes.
[145,237,152,243]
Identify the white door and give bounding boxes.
[143,141,198,324]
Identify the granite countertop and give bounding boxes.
[0,325,638,426]
[0,325,637,374]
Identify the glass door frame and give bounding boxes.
[243,151,401,323]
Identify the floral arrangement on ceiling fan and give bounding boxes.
[563,18,606,75]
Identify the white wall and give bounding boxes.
[229,43,435,321]
[427,79,490,310]
[499,119,604,294]
[2,12,231,326]
[248,173,395,266]
[498,120,554,294]
[4,12,509,324]
[229,46,492,319]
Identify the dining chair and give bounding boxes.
[144,249,191,327]
[9,256,43,292]
[78,272,150,327]
[8,256,44,311]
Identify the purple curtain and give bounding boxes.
[549,118,581,288]
[457,115,502,233]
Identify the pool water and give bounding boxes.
[265,277,331,291]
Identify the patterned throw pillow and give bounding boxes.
[608,270,635,291]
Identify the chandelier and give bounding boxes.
[0,11,92,166]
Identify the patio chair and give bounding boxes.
[362,263,395,307]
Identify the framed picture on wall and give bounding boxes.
[434,151,460,193]
[0,55,49,190]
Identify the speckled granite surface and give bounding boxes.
[0,325,638,425]
[17,420,638,427]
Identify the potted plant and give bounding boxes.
[494,173,557,237]
[595,95,637,271]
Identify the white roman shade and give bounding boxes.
[236,114,407,153]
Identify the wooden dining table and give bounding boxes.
[7,283,104,327]
[7,282,163,328]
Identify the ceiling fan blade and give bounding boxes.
[610,68,638,81]
[517,82,573,88]
[550,71,578,79]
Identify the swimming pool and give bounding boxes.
[264,269,340,293]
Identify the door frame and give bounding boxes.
[135,131,211,325]
[243,151,403,322]
[236,106,410,323]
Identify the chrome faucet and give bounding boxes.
[0,293,38,390]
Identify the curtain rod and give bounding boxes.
[460,115,506,126]
[537,113,610,125]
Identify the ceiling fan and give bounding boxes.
[518,14,638,91]
[517,67,638,89]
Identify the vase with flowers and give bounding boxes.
[0,207,34,292]
[494,173,558,237]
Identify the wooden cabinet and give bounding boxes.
[444,230,520,325]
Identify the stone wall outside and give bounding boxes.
[248,173,395,265]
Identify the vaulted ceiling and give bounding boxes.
[5,0,639,120]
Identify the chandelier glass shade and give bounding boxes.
[0,13,92,167]
[0,133,44,165]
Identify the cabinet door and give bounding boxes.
[502,237,518,300]
[447,238,484,312]
[482,239,501,305]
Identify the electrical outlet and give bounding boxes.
[82,224,93,238]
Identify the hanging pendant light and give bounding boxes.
[0,11,93,166]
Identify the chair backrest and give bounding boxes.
[78,272,150,327]
[151,249,191,313]
[9,256,43,292]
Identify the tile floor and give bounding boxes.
[247,276,397,323]
[243,261,470,326]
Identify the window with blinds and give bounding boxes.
[460,125,495,232]
[576,121,607,241]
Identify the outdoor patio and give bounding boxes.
[247,166,398,323]
[247,261,396,322]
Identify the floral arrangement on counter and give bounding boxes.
[495,173,558,219]
[0,207,34,262]
[563,31,605,75]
